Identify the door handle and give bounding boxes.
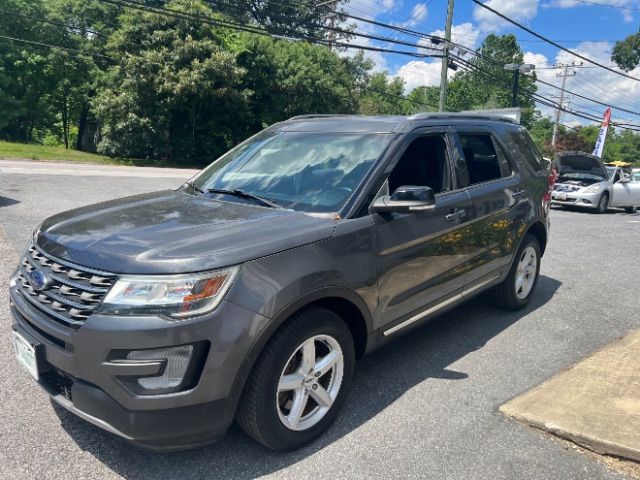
[512,190,527,198]
[445,209,466,221]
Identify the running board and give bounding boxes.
[382,274,501,336]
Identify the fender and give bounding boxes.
[227,285,374,404]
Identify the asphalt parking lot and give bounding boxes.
[1,160,639,480]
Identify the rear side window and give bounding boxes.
[510,131,545,172]
[458,133,506,185]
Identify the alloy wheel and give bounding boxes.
[276,335,344,431]
[515,246,537,300]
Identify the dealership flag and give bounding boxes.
[592,107,612,158]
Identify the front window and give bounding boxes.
[192,131,392,213]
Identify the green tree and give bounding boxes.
[404,86,439,115]
[612,33,640,71]
[234,35,365,132]
[213,0,351,39]
[93,0,250,164]
[358,72,408,115]
[445,34,537,126]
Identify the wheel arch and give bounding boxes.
[230,287,372,405]
[524,221,548,256]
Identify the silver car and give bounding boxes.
[551,152,640,213]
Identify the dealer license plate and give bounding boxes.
[556,192,567,201]
[13,331,39,380]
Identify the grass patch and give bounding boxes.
[0,141,195,168]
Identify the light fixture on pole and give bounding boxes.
[504,63,535,108]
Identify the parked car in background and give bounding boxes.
[10,113,553,451]
[551,152,639,213]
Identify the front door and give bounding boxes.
[372,130,472,331]
[612,173,640,207]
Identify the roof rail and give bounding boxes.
[287,114,355,121]
[408,111,519,124]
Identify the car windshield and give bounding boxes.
[192,131,392,212]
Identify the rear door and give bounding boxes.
[372,128,472,332]
[451,127,528,286]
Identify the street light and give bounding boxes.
[504,63,535,108]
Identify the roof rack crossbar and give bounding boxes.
[407,112,517,124]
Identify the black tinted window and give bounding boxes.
[510,131,545,172]
[388,135,450,194]
[459,134,502,185]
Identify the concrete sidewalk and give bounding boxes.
[501,329,640,462]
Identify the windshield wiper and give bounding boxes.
[206,188,281,209]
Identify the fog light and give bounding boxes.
[582,199,592,204]
[127,345,193,390]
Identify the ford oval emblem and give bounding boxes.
[28,269,50,291]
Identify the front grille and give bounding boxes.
[41,369,74,401]
[15,243,116,330]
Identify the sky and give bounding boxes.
[339,0,640,126]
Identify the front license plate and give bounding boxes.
[13,332,39,380]
[557,192,567,201]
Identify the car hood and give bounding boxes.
[554,153,607,178]
[36,190,337,274]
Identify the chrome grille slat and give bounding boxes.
[16,243,116,329]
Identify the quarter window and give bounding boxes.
[510,131,545,172]
[458,133,504,185]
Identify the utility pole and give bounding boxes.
[504,63,535,108]
[551,61,582,149]
[438,0,455,112]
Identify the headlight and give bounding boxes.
[99,267,239,318]
[583,184,601,193]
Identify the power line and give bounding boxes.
[1,10,108,38]
[0,34,113,61]
[101,0,442,59]
[471,0,640,82]
[571,0,640,11]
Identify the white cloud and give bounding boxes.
[396,60,443,91]
[423,22,481,51]
[408,3,428,24]
[528,43,640,126]
[473,0,540,31]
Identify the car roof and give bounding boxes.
[268,113,520,134]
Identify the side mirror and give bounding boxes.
[371,186,436,214]
[619,175,631,183]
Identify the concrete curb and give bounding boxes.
[501,330,640,462]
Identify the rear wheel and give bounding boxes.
[625,206,637,214]
[488,234,541,311]
[236,307,355,451]
[595,192,609,214]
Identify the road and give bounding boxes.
[1,160,638,479]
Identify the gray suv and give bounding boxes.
[10,113,553,451]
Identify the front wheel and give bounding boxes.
[236,307,355,451]
[488,234,541,311]
[595,192,609,214]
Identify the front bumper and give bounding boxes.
[9,272,270,450]
[551,190,600,209]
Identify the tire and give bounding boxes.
[488,234,541,311]
[595,192,609,214]
[236,307,355,451]
[625,206,637,214]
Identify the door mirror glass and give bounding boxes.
[618,174,631,183]
[372,186,436,214]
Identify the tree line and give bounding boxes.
[1,0,638,166]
